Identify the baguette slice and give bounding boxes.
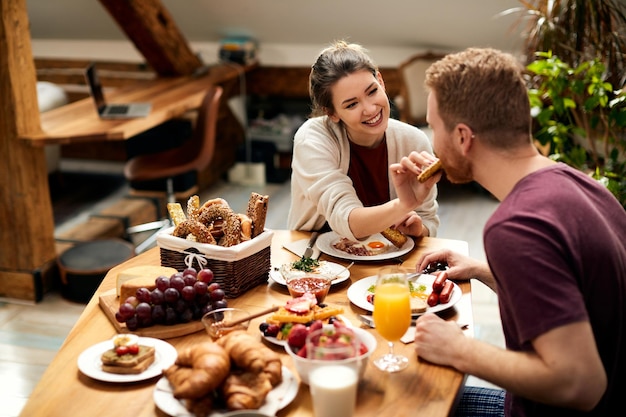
[417,159,442,183]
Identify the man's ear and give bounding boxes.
[457,123,474,155]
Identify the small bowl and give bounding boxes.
[285,325,377,385]
[286,276,332,303]
[202,308,251,340]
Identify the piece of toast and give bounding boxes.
[101,354,155,375]
[101,345,155,368]
[417,159,442,183]
[381,227,408,249]
[410,297,428,314]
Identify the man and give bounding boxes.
[389,48,626,416]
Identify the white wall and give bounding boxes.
[28,0,524,67]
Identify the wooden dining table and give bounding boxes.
[20,230,471,417]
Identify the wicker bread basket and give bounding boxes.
[157,227,273,298]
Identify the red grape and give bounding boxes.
[207,282,220,293]
[124,295,139,307]
[181,285,196,301]
[193,281,208,295]
[182,267,197,278]
[183,274,197,287]
[164,287,179,304]
[197,268,214,284]
[119,302,136,319]
[150,289,164,305]
[155,275,170,291]
[136,302,152,320]
[135,287,151,303]
[210,288,225,301]
[170,276,185,292]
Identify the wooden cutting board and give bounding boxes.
[99,289,204,338]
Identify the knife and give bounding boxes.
[358,314,468,330]
[302,231,319,259]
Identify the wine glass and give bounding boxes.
[372,265,412,372]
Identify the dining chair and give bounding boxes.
[396,51,446,127]
[124,85,224,254]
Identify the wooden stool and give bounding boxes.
[57,239,135,303]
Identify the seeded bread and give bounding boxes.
[101,345,156,374]
[246,192,269,238]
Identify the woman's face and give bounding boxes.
[328,69,390,146]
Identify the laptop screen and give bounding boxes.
[85,63,107,112]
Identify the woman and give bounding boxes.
[287,41,440,241]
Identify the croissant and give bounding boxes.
[221,371,272,410]
[263,349,283,387]
[167,342,231,399]
[217,330,267,373]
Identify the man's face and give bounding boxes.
[426,92,473,184]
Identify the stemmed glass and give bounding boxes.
[372,265,412,372]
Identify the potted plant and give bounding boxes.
[502,0,626,207]
[526,51,626,206]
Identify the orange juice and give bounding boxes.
[373,282,411,341]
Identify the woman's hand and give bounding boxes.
[390,151,440,211]
[393,212,427,237]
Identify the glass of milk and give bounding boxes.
[309,365,358,417]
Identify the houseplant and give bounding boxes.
[526,51,626,206]
[503,0,626,207]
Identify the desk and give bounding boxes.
[20,63,254,146]
[19,231,471,417]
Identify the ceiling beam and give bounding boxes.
[98,0,202,76]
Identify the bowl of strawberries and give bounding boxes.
[285,321,376,385]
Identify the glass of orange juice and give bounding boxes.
[372,265,411,372]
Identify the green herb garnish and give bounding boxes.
[291,257,320,272]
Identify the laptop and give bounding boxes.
[85,63,152,119]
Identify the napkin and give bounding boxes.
[282,238,322,260]
[401,327,416,344]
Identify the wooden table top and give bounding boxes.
[20,62,255,146]
[20,230,471,417]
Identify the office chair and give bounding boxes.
[124,85,224,254]
[396,51,446,127]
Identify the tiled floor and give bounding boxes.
[1,169,503,417]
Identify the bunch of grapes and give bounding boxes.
[115,267,227,331]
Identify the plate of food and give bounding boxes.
[315,231,414,261]
[346,274,462,315]
[77,336,177,383]
[153,366,299,417]
[269,260,351,286]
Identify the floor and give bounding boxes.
[1,164,504,417]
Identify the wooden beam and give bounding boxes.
[0,0,57,301]
[97,0,202,76]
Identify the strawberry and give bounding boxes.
[309,320,323,333]
[287,324,309,349]
[296,345,308,358]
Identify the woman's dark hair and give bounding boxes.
[309,40,378,117]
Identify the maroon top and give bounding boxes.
[485,163,626,417]
[347,137,389,207]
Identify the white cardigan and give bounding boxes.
[287,116,440,241]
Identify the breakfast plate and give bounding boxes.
[77,336,177,383]
[347,274,462,315]
[153,366,299,417]
[269,261,351,286]
[316,231,415,261]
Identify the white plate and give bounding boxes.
[347,275,462,316]
[153,366,299,417]
[269,261,351,286]
[316,231,415,261]
[77,337,177,383]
